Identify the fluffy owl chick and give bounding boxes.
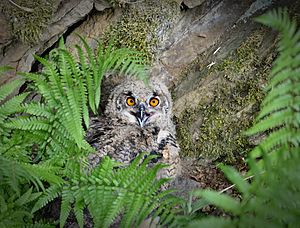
[87,79,181,179]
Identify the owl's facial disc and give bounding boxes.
[124,94,161,128]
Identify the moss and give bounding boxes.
[103,0,179,64]
[216,33,261,76]
[176,31,275,163]
[0,0,56,44]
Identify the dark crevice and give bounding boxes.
[180,2,189,11]
[30,12,90,73]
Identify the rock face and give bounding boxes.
[1,0,299,163]
[0,0,95,85]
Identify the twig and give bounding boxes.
[7,0,34,13]
[219,175,255,194]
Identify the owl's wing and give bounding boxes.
[86,117,113,169]
[156,130,182,179]
[86,117,110,144]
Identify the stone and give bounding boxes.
[152,0,259,87]
[0,0,95,85]
[94,0,112,11]
[65,8,122,54]
[0,14,12,48]
[183,0,206,8]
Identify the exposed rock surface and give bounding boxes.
[0,0,95,85]
[0,13,12,56]
[182,0,206,8]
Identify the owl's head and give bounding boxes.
[105,79,173,129]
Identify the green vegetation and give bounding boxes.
[177,31,273,162]
[34,154,180,227]
[0,7,299,228]
[0,36,178,227]
[181,8,300,227]
[0,0,57,44]
[103,0,179,63]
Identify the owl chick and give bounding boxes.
[86,79,181,179]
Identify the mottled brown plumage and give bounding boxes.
[86,79,181,179]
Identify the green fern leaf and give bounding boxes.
[21,163,63,185]
[5,116,51,131]
[220,165,250,196]
[60,188,74,228]
[103,190,126,227]
[0,78,24,102]
[268,66,298,89]
[34,55,64,101]
[19,72,57,106]
[246,108,294,135]
[15,187,42,207]
[0,65,14,74]
[185,217,232,228]
[32,184,62,213]
[77,34,99,111]
[73,198,84,228]
[196,190,241,214]
[0,156,31,195]
[0,93,28,119]
[76,44,95,117]
[263,80,300,106]
[23,103,53,118]
[258,94,294,119]
[121,193,144,227]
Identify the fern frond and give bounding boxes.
[5,116,51,131]
[23,103,53,118]
[32,184,62,213]
[0,93,28,123]
[258,94,294,119]
[33,55,64,101]
[246,8,300,157]
[182,8,300,228]
[121,193,144,227]
[75,43,95,119]
[247,108,295,135]
[0,78,24,102]
[19,72,57,106]
[15,187,42,207]
[21,163,63,185]
[65,54,90,129]
[74,198,84,228]
[0,65,14,74]
[77,34,99,113]
[262,80,300,106]
[0,155,49,194]
[76,34,148,112]
[53,155,180,228]
[0,78,28,142]
[60,188,74,228]
[0,187,45,227]
[220,165,250,196]
[0,35,151,226]
[249,129,300,160]
[103,189,126,227]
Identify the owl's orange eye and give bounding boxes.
[149,97,159,107]
[126,97,136,106]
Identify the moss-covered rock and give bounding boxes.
[103,0,180,63]
[0,0,57,44]
[176,30,276,163]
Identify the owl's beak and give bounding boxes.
[135,103,149,127]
